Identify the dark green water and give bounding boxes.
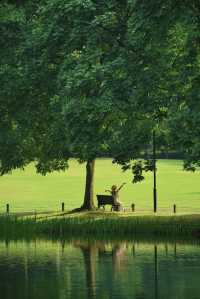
[0,239,200,299]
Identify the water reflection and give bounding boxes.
[154,245,158,299]
[0,239,200,299]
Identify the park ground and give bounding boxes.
[0,159,200,214]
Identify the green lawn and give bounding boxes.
[0,159,200,213]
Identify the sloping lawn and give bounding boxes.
[0,159,199,213]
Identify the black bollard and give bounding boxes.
[6,204,9,214]
[173,204,176,214]
[62,202,65,212]
[131,203,135,212]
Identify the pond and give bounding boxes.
[0,238,200,299]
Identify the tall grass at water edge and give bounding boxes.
[1,214,200,239]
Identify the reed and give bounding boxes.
[0,213,200,239]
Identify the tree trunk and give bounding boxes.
[82,159,95,210]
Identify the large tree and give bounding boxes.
[1,0,179,210]
[29,0,159,209]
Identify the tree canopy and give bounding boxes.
[1,0,200,209]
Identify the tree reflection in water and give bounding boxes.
[0,239,199,299]
[74,240,147,299]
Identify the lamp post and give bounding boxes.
[153,130,157,213]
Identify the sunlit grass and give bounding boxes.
[0,159,199,213]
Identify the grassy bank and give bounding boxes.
[1,212,200,240]
[0,159,200,213]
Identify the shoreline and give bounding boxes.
[1,211,200,240]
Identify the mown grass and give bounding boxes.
[1,212,200,240]
[0,159,200,213]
